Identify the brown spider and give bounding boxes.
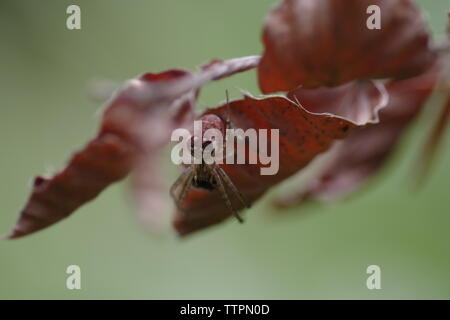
[170,92,250,222]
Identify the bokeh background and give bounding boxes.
[1,0,450,299]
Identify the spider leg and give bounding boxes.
[214,164,250,209]
[171,167,195,211]
[212,165,244,223]
[177,169,195,211]
[170,167,191,202]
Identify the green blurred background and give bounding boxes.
[1,0,449,299]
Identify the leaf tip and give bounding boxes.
[1,230,19,240]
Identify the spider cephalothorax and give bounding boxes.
[170,98,249,223]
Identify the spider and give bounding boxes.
[170,92,250,223]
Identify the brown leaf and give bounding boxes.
[173,81,387,235]
[258,0,436,92]
[8,70,193,239]
[274,62,440,208]
[9,56,262,239]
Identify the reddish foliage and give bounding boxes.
[8,70,194,239]
[8,0,448,239]
[258,0,436,92]
[174,84,387,235]
[9,58,260,239]
[274,64,441,207]
[9,135,135,239]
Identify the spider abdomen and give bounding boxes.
[192,164,217,191]
[192,179,215,191]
